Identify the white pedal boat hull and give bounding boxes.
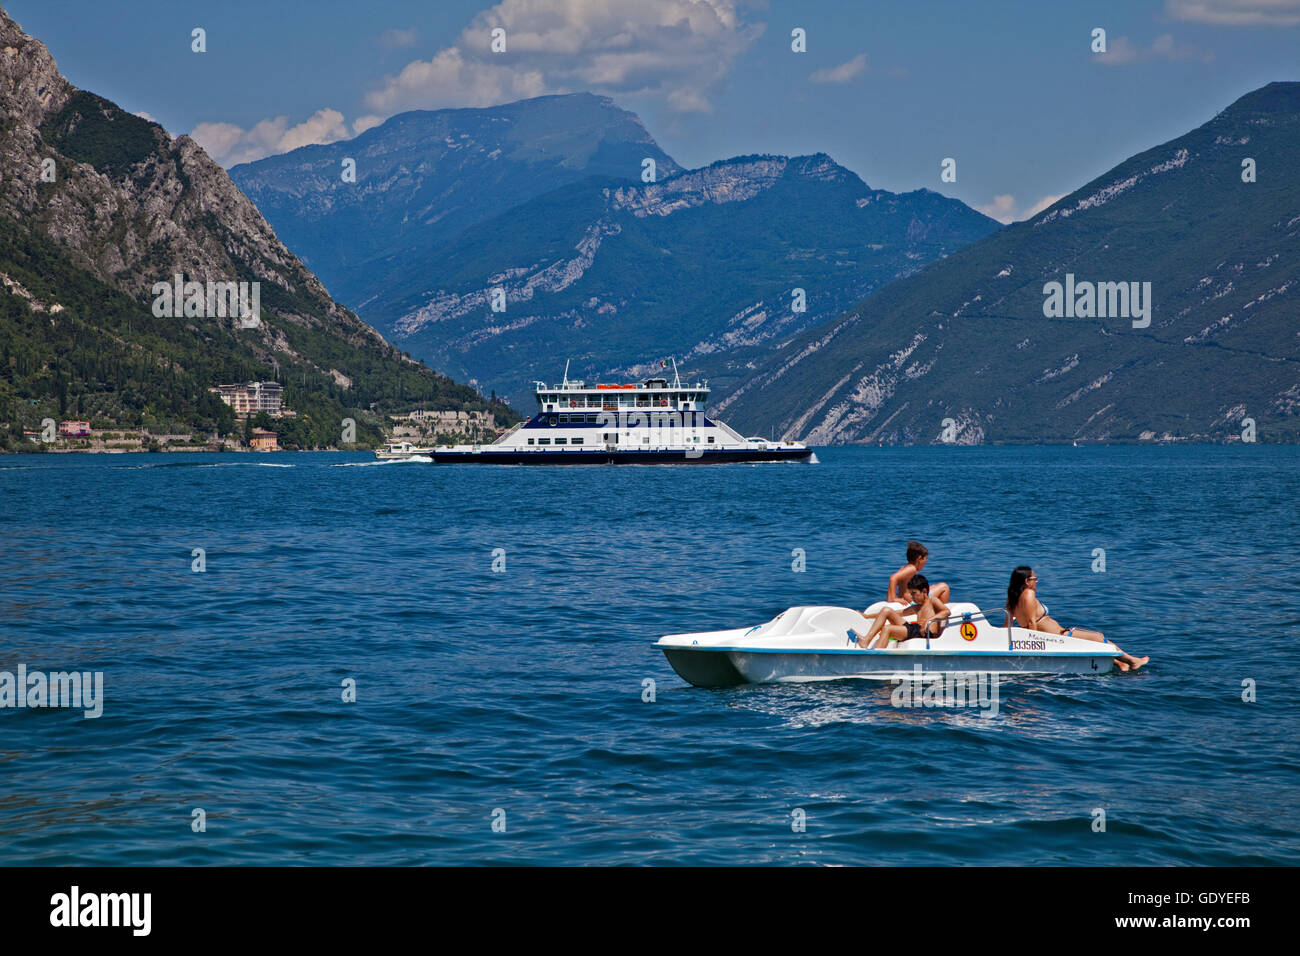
[657,603,1120,687]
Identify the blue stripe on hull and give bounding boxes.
[659,647,1115,686]
[431,448,812,464]
[729,651,1113,683]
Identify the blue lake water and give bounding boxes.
[1,446,1297,865]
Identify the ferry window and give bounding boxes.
[708,436,715,443]
[555,437,567,445]
[539,438,551,445]
[571,437,584,445]
[643,436,650,444]
[527,438,535,445]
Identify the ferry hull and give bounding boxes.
[431,447,813,464]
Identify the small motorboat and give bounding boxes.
[375,440,432,460]
[656,601,1121,687]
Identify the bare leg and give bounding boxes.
[855,612,881,647]
[857,608,900,647]
[1118,651,1148,670]
[933,582,951,603]
[1071,627,1148,671]
[871,623,909,649]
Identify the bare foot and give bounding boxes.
[1126,655,1149,671]
[1114,659,1130,672]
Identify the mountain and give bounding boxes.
[229,93,682,310]
[0,7,514,450]
[229,93,998,411]
[369,152,999,410]
[718,82,1300,444]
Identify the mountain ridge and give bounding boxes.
[374,148,1000,410]
[717,81,1300,443]
[229,91,1001,411]
[230,92,682,309]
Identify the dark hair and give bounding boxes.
[1007,566,1034,612]
[908,574,930,593]
[906,540,928,564]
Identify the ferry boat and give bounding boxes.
[430,362,813,465]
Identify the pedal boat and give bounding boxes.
[656,601,1121,688]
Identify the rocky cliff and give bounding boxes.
[0,10,381,354]
[0,5,513,446]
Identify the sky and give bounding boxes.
[7,0,1300,222]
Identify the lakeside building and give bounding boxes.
[58,420,91,437]
[249,428,279,452]
[210,382,285,418]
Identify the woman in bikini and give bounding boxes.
[1004,566,1148,671]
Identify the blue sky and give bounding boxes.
[7,0,1299,221]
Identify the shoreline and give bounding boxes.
[1,438,1286,455]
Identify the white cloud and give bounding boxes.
[1100,35,1142,65]
[1094,33,1213,67]
[1166,0,1300,26]
[188,0,760,166]
[976,194,1018,224]
[380,28,419,48]
[191,108,351,166]
[366,46,546,113]
[810,53,868,84]
[976,193,1066,224]
[1022,193,1067,219]
[363,0,762,117]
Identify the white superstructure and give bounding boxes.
[431,361,812,464]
